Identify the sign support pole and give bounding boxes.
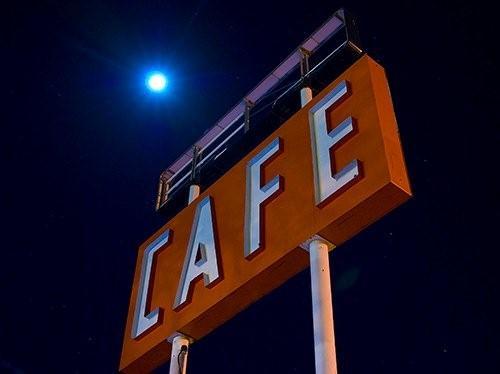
[300,48,313,107]
[299,59,338,373]
[168,148,202,374]
[308,239,338,374]
[168,333,192,374]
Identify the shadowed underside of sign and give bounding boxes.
[120,55,411,373]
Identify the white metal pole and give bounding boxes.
[301,87,313,107]
[168,184,200,374]
[188,184,200,204]
[168,334,191,374]
[301,69,337,373]
[309,239,338,374]
[299,46,312,108]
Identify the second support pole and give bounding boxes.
[309,239,338,374]
[168,334,191,374]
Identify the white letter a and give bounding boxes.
[173,196,220,308]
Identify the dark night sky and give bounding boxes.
[2,1,498,373]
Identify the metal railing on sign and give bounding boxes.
[156,8,360,211]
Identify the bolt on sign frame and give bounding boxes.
[120,54,412,373]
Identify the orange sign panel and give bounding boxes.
[120,55,411,373]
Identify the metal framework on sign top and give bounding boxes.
[156,8,363,213]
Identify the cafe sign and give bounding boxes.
[120,55,411,373]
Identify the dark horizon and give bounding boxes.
[3,1,497,373]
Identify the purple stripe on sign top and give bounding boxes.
[169,152,191,174]
[302,38,319,53]
[273,52,301,79]
[161,170,174,180]
[218,102,245,129]
[246,75,280,103]
[196,126,224,149]
[311,16,343,45]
